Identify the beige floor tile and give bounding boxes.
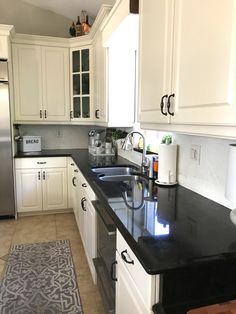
[0,259,6,279]
[12,214,57,245]
[0,237,12,257]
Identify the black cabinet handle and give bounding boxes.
[38,171,41,180]
[74,169,78,173]
[70,111,73,119]
[160,94,168,116]
[71,163,74,166]
[39,110,43,119]
[110,261,117,281]
[167,93,175,116]
[72,177,76,187]
[82,183,87,187]
[95,109,100,119]
[81,197,86,211]
[121,250,134,264]
[44,110,47,119]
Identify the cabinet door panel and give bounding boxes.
[13,44,42,121]
[138,0,173,123]
[0,36,8,59]
[84,199,97,282]
[16,169,42,212]
[71,47,92,121]
[93,33,107,122]
[42,168,68,211]
[42,47,69,121]
[172,0,236,124]
[116,253,150,314]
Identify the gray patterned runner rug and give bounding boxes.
[0,240,83,314]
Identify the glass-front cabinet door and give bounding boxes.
[70,46,92,121]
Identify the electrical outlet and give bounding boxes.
[56,129,63,138]
[190,145,201,164]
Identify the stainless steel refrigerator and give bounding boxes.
[0,60,15,217]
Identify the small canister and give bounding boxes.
[153,156,158,180]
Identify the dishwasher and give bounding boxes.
[93,201,117,314]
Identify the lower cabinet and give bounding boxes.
[116,252,150,314]
[15,157,68,213]
[116,230,159,314]
[68,160,97,283]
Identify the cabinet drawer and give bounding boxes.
[116,230,158,308]
[77,169,96,201]
[15,157,67,169]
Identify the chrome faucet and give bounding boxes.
[122,131,146,173]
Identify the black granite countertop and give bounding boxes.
[15,149,236,276]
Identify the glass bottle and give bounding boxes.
[69,22,76,37]
[76,16,83,36]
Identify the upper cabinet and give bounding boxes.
[138,0,236,136]
[92,7,111,123]
[12,43,70,122]
[97,0,138,127]
[70,46,93,121]
[0,25,13,59]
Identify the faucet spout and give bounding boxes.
[122,131,146,174]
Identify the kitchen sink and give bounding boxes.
[98,174,147,183]
[91,166,139,176]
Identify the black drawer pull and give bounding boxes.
[74,169,78,173]
[160,94,168,116]
[95,109,100,119]
[72,177,76,187]
[167,93,175,116]
[82,183,87,187]
[121,250,134,264]
[110,261,117,281]
[37,161,46,164]
[81,197,86,211]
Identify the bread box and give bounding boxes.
[20,136,41,152]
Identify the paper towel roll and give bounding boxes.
[156,144,177,185]
[225,144,236,203]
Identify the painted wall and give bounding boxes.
[0,0,71,37]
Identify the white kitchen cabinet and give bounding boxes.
[93,31,107,122]
[138,0,236,129]
[42,47,70,121]
[70,46,93,122]
[12,44,70,122]
[69,164,97,282]
[0,36,9,59]
[42,168,68,211]
[0,25,13,59]
[92,1,137,127]
[15,157,68,213]
[67,158,76,209]
[16,169,43,212]
[116,230,159,313]
[116,252,150,314]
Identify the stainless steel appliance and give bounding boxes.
[92,201,116,314]
[0,60,15,217]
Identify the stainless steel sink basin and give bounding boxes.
[98,174,144,182]
[92,166,139,176]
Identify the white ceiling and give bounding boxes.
[21,0,116,20]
